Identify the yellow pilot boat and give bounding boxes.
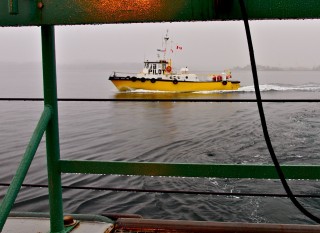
[109,34,240,92]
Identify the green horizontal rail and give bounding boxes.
[0,105,52,232]
[1,0,320,26]
[60,160,320,180]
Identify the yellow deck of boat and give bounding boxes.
[111,79,240,92]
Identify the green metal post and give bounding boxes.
[41,25,64,233]
[8,0,18,14]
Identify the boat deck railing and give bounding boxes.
[1,1,320,232]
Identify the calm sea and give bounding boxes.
[1,63,320,224]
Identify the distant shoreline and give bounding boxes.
[232,64,320,71]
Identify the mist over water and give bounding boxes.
[1,65,320,224]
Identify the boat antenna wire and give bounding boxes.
[239,0,320,224]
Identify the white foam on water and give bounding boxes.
[237,84,320,92]
[118,84,320,94]
[124,89,175,93]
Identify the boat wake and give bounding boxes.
[194,84,320,94]
[127,89,170,93]
[117,84,320,95]
[237,84,320,93]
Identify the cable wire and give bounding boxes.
[239,0,320,223]
[0,98,320,102]
[1,182,320,198]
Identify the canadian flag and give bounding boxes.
[176,45,182,50]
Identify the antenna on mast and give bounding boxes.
[163,29,169,60]
[157,30,170,60]
[164,29,169,41]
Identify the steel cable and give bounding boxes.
[0,98,320,102]
[1,182,320,198]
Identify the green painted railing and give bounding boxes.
[1,0,320,26]
[0,105,52,231]
[60,161,320,180]
[41,26,65,233]
[1,1,320,232]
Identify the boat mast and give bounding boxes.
[163,30,169,61]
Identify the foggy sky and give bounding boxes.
[1,20,320,70]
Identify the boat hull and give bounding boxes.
[109,78,240,92]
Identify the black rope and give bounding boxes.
[239,0,320,223]
[0,98,320,102]
[1,182,319,198]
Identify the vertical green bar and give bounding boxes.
[8,0,18,14]
[41,25,64,233]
